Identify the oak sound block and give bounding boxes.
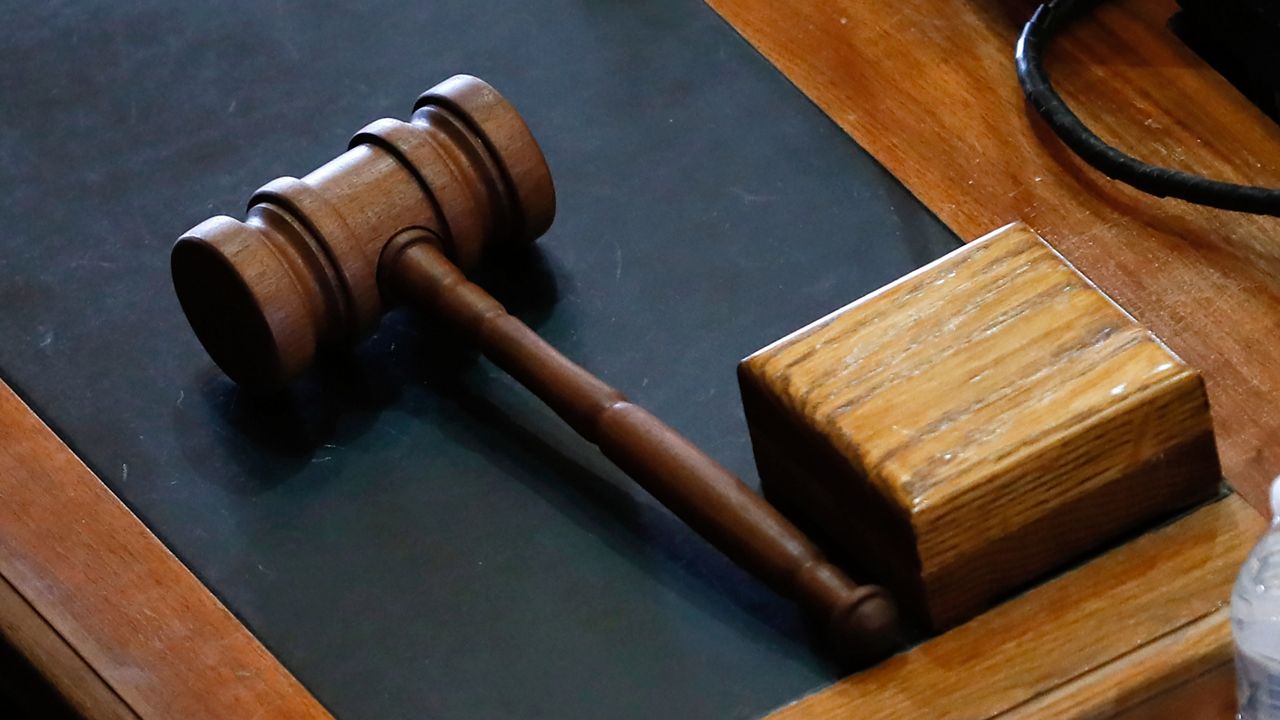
[739,223,1222,631]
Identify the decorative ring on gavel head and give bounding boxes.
[171,74,556,389]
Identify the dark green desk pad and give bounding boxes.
[0,1,957,717]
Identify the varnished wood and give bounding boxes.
[708,0,1280,514]
[1109,663,1235,720]
[0,379,331,719]
[0,573,136,720]
[767,493,1260,720]
[741,223,1221,629]
[1004,605,1233,718]
[172,79,899,662]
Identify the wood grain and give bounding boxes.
[708,0,1280,513]
[0,573,136,720]
[1110,662,1235,720]
[766,493,1260,720]
[0,379,332,719]
[741,223,1220,629]
[1003,605,1233,719]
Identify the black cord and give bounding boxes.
[1015,0,1280,217]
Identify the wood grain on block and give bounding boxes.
[740,223,1221,629]
[707,0,1280,514]
[0,380,332,720]
[766,493,1260,720]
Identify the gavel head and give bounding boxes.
[171,75,555,389]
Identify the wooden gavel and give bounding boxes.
[170,75,900,663]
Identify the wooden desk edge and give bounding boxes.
[1006,605,1235,719]
[765,494,1257,719]
[0,572,137,719]
[0,379,332,720]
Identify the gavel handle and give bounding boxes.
[385,236,900,663]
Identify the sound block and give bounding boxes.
[739,223,1221,631]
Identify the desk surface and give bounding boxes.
[0,2,956,718]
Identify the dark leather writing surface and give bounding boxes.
[0,1,957,717]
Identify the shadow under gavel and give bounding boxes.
[170,74,900,665]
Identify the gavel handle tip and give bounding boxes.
[828,586,905,668]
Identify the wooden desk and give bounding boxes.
[0,0,1272,716]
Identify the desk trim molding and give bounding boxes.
[0,379,332,720]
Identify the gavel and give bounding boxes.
[170,75,900,664]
